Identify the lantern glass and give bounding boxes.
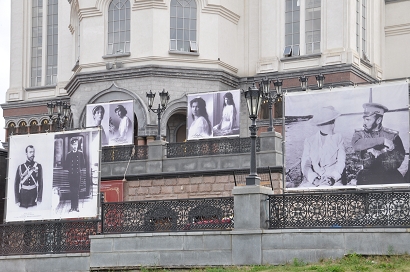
[47,102,54,116]
[260,78,270,96]
[159,89,170,108]
[274,79,283,95]
[316,74,325,89]
[146,90,155,108]
[299,76,308,91]
[56,101,63,115]
[245,85,262,119]
[63,104,71,117]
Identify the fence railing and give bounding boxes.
[101,145,148,162]
[0,220,99,256]
[102,197,234,233]
[167,137,260,158]
[268,189,410,229]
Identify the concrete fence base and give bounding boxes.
[89,228,410,270]
[1,228,410,271]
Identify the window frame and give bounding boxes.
[107,0,131,56]
[169,0,198,53]
[30,0,58,87]
[283,0,322,57]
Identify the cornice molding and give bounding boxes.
[1,97,71,110]
[385,23,410,36]
[79,7,103,20]
[240,64,377,89]
[202,4,240,25]
[65,65,240,96]
[385,0,410,4]
[80,55,238,73]
[132,0,167,11]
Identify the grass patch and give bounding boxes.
[128,254,410,272]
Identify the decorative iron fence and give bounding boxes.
[0,220,99,256]
[101,145,148,162]
[268,190,410,229]
[167,137,260,158]
[102,197,234,233]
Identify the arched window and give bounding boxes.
[18,121,28,135]
[51,119,58,132]
[29,120,39,134]
[40,119,50,133]
[7,122,16,139]
[107,0,130,55]
[170,0,197,52]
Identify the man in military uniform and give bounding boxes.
[351,102,405,185]
[14,145,43,208]
[64,138,85,212]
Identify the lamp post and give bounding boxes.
[244,83,263,186]
[260,77,283,132]
[146,89,170,140]
[46,100,71,131]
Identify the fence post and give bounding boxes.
[100,192,105,234]
[231,186,273,265]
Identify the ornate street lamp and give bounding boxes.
[244,83,263,186]
[146,89,170,140]
[299,75,308,91]
[47,100,71,131]
[260,77,283,132]
[316,73,325,89]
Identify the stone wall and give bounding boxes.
[123,172,283,201]
[124,175,235,201]
[0,253,90,272]
[88,228,410,270]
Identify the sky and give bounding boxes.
[0,1,10,148]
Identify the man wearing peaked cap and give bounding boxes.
[351,102,405,185]
[298,106,346,188]
[64,137,85,212]
[362,102,388,117]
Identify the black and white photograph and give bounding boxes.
[187,93,214,140]
[5,128,100,222]
[212,90,240,137]
[86,100,134,146]
[285,82,409,190]
[6,134,53,222]
[86,103,109,146]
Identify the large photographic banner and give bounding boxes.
[5,128,100,222]
[187,90,240,140]
[86,100,134,146]
[285,82,409,190]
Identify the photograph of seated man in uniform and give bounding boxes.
[14,145,43,208]
[64,137,85,212]
[352,102,406,185]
